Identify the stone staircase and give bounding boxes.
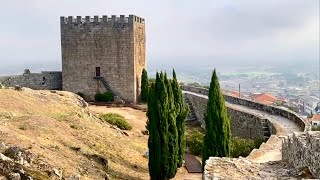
[261,118,271,142]
[93,76,125,102]
[183,95,200,126]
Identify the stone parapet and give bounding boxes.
[181,85,310,132]
[0,69,62,90]
[282,131,320,178]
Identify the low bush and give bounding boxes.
[185,130,263,158]
[100,113,132,130]
[95,91,113,102]
[186,130,204,156]
[76,92,85,98]
[312,126,320,131]
[230,137,256,158]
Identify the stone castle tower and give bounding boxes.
[60,15,146,103]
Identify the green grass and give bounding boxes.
[100,113,132,130]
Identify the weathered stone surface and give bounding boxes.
[4,147,34,166]
[61,15,146,103]
[0,70,62,90]
[282,131,320,178]
[203,157,314,180]
[184,92,273,140]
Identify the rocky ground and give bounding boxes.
[204,157,315,180]
[0,88,151,179]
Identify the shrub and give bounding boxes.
[312,126,320,131]
[95,91,113,102]
[76,92,85,98]
[100,113,132,130]
[186,130,204,156]
[185,130,262,158]
[230,137,256,158]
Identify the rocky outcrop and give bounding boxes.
[203,157,314,180]
[282,131,320,178]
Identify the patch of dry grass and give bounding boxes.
[0,88,149,179]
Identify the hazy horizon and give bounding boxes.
[0,0,319,76]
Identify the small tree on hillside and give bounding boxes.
[171,69,189,167]
[141,69,149,102]
[202,69,231,170]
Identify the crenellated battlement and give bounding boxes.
[60,15,145,26]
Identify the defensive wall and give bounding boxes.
[182,85,319,178]
[0,69,62,90]
[181,85,309,133]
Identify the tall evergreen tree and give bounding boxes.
[141,69,149,102]
[165,74,178,178]
[147,82,162,180]
[202,69,231,170]
[155,72,169,179]
[171,69,189,167]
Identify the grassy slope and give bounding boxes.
[0,88,149,180]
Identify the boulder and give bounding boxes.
[4,147,34,166]
[14,85,22,91]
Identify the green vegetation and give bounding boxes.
[147,71,187,180]
[100,113,132,130]
[172,69,189,167]
[230,137,255,157]
[76,92,85,98]
[202,70,231,170]
[186,129,262,158]
[141,69,149,102]
[312,126,320,131]
[94,91,113,102]
[186,129,204,156]
[165,76,178,178]
[147,83,162,180]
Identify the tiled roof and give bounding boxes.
[251,93,278,105]
[311,114,320,121]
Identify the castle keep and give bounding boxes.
[0,15,146,104]
[61,15,146,103]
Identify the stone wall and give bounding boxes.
[0,69,62,90]
[282,131,320,178]
[181,85,310,132]
[61,15,146,103]
[184,93,267,140]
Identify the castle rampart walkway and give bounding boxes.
[182,87,307,164]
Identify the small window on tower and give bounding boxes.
[43,77,46,81]
[96,67,101,77]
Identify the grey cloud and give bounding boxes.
[0,0,318,75]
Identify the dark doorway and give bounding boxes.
[96,67,101,77]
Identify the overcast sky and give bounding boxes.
[0,0,319,75]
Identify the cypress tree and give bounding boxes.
[147,82,162,180]
[164,74,178,178]
[141,69,149,102]
[202,69,231,170]
[171,69,189,167]
[155,72,169,179]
